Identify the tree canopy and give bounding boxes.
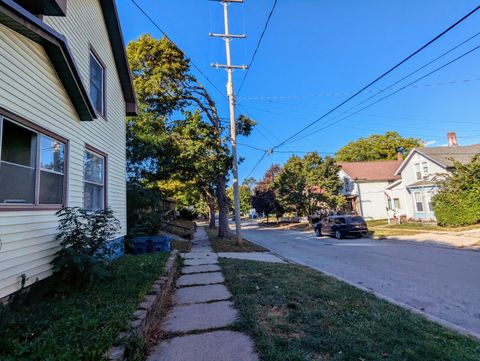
[273,153,344,216]
[335,131,422,162]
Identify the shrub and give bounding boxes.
[52,207,121,285]
[433,185,480,226]
[127,183,167,236]
[432,155,480,227]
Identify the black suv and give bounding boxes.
[314,215,368,239]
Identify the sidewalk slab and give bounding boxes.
[184,258,218,266]
[147,331,258,361]
[189,246,214,253]
[175,284,232,304]
[177,272,224,287]
[181,253,218,260]
[182,264,221,274]
[163,301,238,333]
[217,252,286,263]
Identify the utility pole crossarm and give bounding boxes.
[211,63,248,70]
[209,32,246,39]
[210,0,246,245]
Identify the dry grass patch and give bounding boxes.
[206,227,267,252]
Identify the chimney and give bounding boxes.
[396,152,403,161]
[447,132,458,147]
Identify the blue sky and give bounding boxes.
[117,0,480,182]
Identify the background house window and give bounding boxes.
[393,198,400,209]
[387,198,392,209]
[415,163,422,181]
[84,149,105,211]
[414,192,424,212]
[425,193,434,212]
[0,117,65,206]
[422,162,429,179]
[89,51,105,117]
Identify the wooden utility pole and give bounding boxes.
[210,0,247,245]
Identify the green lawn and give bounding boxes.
[206,227,267,252]
[221,258,480,361]
[0,253,169,361]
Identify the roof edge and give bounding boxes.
[99,0,138,116]
[0,0,97,121]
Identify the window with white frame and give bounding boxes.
[89,51,105,117]
[415,163,422,180]
[84,149,105,211]
[414,162,429,181]
[393,198,400,209]
[422,162,429,179]
[414,191,424,212]
[0,116,66,206]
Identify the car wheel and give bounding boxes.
[355,233,362,238]
[335,230,343,239]
[314,228,321,237]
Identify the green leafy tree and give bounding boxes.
[228,185,252,215]
[242,177,257,191]
[274,153,344,215]
[335,131,422,162]
[127,34,241,239]
[433,155,480,226]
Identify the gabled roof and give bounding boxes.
[338,159,403,182]
[395,143,480,174]
[0,0,137,121]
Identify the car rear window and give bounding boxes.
[347,216,365,224]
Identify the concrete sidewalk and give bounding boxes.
[147,228,258,361]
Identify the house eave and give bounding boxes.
[0,0,97,121]
[99,0,138,116]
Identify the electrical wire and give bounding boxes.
[245,151,268,178]
[272,4,480,149]
[236,0,279,96]
[288,43,480,144]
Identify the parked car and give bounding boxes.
[314,215,368,239]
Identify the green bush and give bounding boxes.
[52,207,121,285]
[127,183,166,236]
[433,185,480,226]
[432,155,480,227]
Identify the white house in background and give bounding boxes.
[338,156,403,220]
[0,0,137,299]
[385,133,480,221]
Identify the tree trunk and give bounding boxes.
[216,175,230,239]
[207,197,216,229]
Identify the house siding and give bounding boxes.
[398,152,445,220]
[357,181,390,220]
[0,0,127,299]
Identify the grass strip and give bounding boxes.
[221,258,480,361]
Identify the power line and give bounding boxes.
[272,4,480,149]
[237,75,480,101]
[236,0,278,96]
[245,151,268,178]
[287,30,480,140]
[288,43,480,144]
[129,0,226,99]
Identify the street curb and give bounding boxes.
[244,236,480,341]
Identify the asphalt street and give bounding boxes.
[240,222,480,337]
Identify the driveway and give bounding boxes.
[240,222,480,338]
